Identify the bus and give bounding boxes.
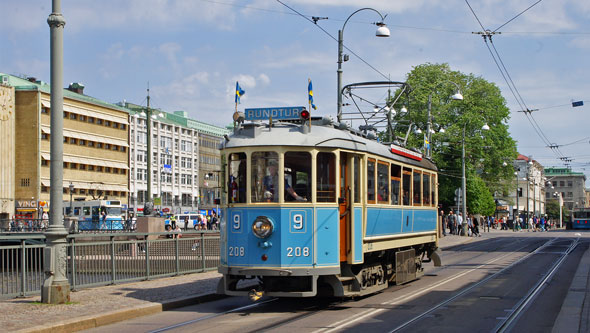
[64,200,125,231]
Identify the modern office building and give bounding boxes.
[0,73,129,219]
[544,167,587,211]
[123,102,228,216]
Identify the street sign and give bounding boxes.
[154,198,161,205]
[244,106,305,121]
[455,188,462,196]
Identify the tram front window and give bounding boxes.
[229,153,247,203]
[106,207,122,216]
[285,152,311,202]
[251,152,279,203]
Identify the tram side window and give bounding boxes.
[413,171,422,205]
[228,153,247,203]
[251,152,279,203]
[83,207,91,216]
[423,173,430,205]
[317,152,336,202]
[402,168,412,206]
[377,162,389,203]
[354,156,361,203]
[431,174,437,207]
[391,164,401,205]
[367,159,376,203]
[285,152,311,202]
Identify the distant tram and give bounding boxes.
[64,200,124,230]
[571,208,590,230]
[217,108,441,298]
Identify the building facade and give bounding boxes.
[0,84,16,222]
[124,103,227,216]
[544,167,587,211]
[513,154,546,218]
[1,74,129,219]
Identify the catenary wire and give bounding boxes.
[493,0,543,33]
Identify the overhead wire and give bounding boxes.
[493,0,543,33]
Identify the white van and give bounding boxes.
[165,213,204,230]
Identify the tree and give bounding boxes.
[546,199,560,219]
[389,63,517,211]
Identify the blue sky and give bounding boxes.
[2,0,590,181]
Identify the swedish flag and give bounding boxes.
[235,82,245,104]
[308,80,317,110]
[424,135,430,149]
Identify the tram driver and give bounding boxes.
[264,160,306,202]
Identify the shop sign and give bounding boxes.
[16,200,38,208]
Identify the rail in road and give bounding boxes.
[101,233,588,333]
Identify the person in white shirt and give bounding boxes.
[457,212,464,236]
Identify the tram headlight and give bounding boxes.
[252,216,274,239]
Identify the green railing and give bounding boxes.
[0,231,220,299]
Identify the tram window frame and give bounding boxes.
[285,151,311,203]
[251,152,279,203]
[422,172,431,206]
[377,161,389,204]
[317,152,336,203]
[228,152,247,204]
[413,170,422,206]
[402,168,412,206]
[391,163,401,205]
[367,158,376,204]
[353,155,361,204]
[431,173,437,207]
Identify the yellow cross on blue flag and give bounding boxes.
[235,81,245,104]
[424,134,430,149]
[308,79,317,110]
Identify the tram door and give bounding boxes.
[339,152,351,262]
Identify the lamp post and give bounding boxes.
[139,95,163,215]
[461,120,489,236]
[68,183,74,216]
[337,8,390,123]
[426,81,463,158]
[514,171,519,231]
[43,0,70,304]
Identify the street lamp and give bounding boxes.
[514,171,519,231]
[337,8,390,122]
[461,119,489,236]
[138,95,164,216]
[426,81,463,158]
[68,182,74,216]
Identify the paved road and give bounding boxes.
[83,230,590,333]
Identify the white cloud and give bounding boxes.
[258,73,271,85]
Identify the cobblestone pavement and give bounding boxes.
[0,228,568,332]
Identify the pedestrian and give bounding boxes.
[486,216,491,232]
[441,210,447,236]
[528,215,534,231]
[211,211,219,230]
[472,215,480,237]
[457,212,464,236]
[172,223,182,239]
[184,216,189,231]
[100,209,107,230]
[540,216,546,231]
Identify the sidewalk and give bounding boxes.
[0,229,575,333]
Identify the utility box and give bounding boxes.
[136,216,165,239]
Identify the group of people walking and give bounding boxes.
[441,210,554,236]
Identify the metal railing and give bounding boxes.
[0,219,48,233]
[0,231,220,299]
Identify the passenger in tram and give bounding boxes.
[263,160,306,202]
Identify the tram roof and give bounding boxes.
[224,121,437,170]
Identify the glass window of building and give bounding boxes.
[251,152,279,203]
[317,152,336,202]
[228,153,247,203]
[568,181,573,187]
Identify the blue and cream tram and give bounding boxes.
[571,208,590,230]
[217,112,441,298]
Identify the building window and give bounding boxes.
[105,144,111,150]
[568,181,573,187]
[41,107,49,114]
[70,163,77,169]
[41,186,48,193]
[63,111,69,118]
[120,124,126,130]
[112,122,118,128]
[88,117,95,123]
[79,115,86,121]
[560,181,565,187]
[20,178,30,187]
[97,119,103,125]
[88,141,94,147]
[42,133,49,140]
[105,167,111,173]
[88,165,94,171]
[41,159,49,166]
[552,181,557,186]
[79,164,86,170]
[96,166,103,172]
[105,120,111,127]
[120,146,126,152]
[70,138,77,144]
[79,139,86,146]
[97,143,103,148]
[568,192,573,198]
[70,113,77,120]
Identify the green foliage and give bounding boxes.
[545,199,560,219]
[389,63,517,210]
[466,172,496,215]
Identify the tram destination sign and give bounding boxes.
[390,144,422,161]
[245,106,306,121]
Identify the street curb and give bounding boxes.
[16,293,227,333]
[552,246,590,333]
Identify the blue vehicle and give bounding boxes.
[64,200,124,230]
[571,209,590,229]
[217,103,441,298]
